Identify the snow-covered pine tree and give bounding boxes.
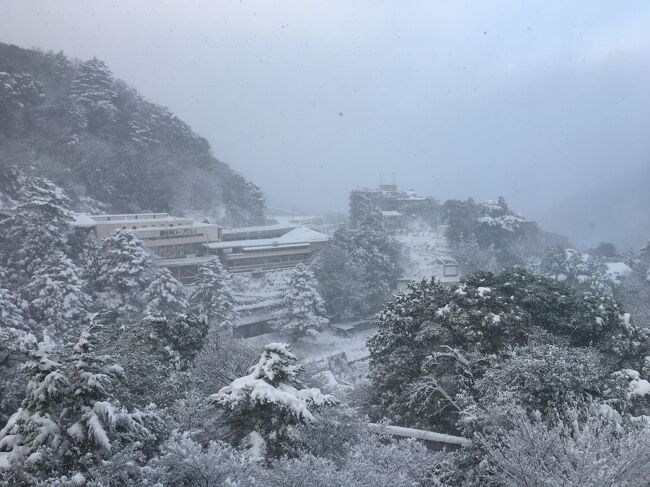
[0,326,36,425]
[0,336,67,477]
[274,264,329,340]
[190,256,237,330]
[92,230,154,314]
[0,176,73,282]
[143,268,189,315]
[77,229,102,284]
[24,250,90,340]
[0,267,33,424]
[315,200,401,320]
[70,57,118,132]
[0,275,28,331]
[0,323,164,483]
[63,323,160,478]
[102,312,209,408]
[210,342,337,458]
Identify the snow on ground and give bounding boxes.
[232,269,290,306]
[395,221,454,280]
[245,326,375,365]
[243,325,375,397]
[0,452,10,470]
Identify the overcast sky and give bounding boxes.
[1,0,650,221]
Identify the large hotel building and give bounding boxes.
[74,212,329,281]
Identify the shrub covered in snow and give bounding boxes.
[475,405,650,487]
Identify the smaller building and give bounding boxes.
[206,225,329,273]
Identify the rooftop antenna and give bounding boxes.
[391,173,396,186]
[379,171,383,186]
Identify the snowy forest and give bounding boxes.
[2,3,650,486]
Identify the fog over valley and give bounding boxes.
[2,1,649,245]
[1,2,650,486]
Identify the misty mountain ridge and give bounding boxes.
[539,165,650,249]
[0,42,264,225]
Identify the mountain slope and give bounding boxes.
[0,43,264,225]
[538,166,650,249]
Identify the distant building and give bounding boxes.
[349,184,434,230]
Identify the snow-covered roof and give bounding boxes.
[241,243,309,251]
[72,213,96,228]
[207,226,328,250]
[222,223,294,234]
[381,210,402,217]
[72,212,189,227]
[397,196,427,201]
[277,226,329,244]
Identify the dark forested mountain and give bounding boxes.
[0,43,264,224]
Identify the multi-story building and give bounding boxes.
[73,212,222,281]
[349,184,434,230]
[74,213,329,279]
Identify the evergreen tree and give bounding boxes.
[315,207,401,320]
[76,230,102,284]
[0,325,163,484]
[368,268,650,433]
[63,324,160,476]
[0,278,28,331]
[23,250,89,339]
[541,246,615,294]
[190,256,237,329]
[210,342,337,458]
[143,268,189,315]
[0,337,67,477]
[0,71,44,136]
[102,312,208,408]
[92,230,154,314]
[0,326,35,426]
[70,57,118,132]
[0,177,73,282]
[274,264,329,340]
